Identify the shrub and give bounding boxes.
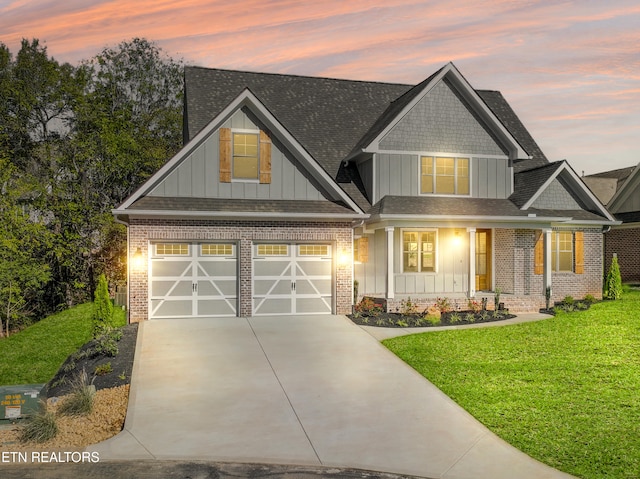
[467,299,481,313]
[94,328,122,357]
[584,294,597,304]
[58,369,95,416]
[354,297,383,317]
[425,315,441,326]
[93,274,115,337]
[494,288,501,310]
[400,297,418,315]
[562,296,575,306]
[604,256,622,300]
[20,401,58,443]
[435,297,452,313]
[94,362,113,376]
[449,312,461,324]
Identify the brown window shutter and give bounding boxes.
[358,237,369,263]
[259,130,272,184]
[219,128,231,183]
[534,231,544,275]
[575,231,584,274]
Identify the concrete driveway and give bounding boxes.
[89,315,574,479]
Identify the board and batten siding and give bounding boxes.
[372,153,511,202]
[149,109,326,201]
[355,227,469,297]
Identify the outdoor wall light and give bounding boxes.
[337,249,351,268]
[131,248,145,272]
[452,230,463,248]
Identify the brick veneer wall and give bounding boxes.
[494,227,603,302]
[128,219,353,322]
[604,225,640,282]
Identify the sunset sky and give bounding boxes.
[1,0,638,175]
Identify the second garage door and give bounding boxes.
[253,244,333,315]
[149,242,237,318]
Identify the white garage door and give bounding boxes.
[253,244,333,315]
[149,242,237,318]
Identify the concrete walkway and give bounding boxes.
[89,314,573,479]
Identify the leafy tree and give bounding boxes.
[92,274,114,336]
[0,158,51,335]
[0,37,183,321]
[604,255,622,300]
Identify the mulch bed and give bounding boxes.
[43,323,138,398]
[348,310,516,328]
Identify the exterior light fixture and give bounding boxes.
[337,249,351,268]
[452,230,463,248]
[132,248,145,272]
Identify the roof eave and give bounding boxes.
[112,209,368,222]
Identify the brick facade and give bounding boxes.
[495,227,603,304]
[604,225,640,282]
[128,219,353,322]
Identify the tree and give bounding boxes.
[92,274,114,336]
[0,37,183,321]
[604,255,622,300]
[0,158,51,335]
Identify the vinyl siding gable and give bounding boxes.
[148,108,328,202]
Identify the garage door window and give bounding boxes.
[257,244,289,256]
[156,243,189,256]
[299,245,329,256]
[201,244,233,256]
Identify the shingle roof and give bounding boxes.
[368,196,607,221]
[586,165,637,192]
[509,161,565,208]
[183,66,549,210]
[476,90,548,172]
[128,196,357,217]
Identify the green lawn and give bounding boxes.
[0,303,126,386]
[384,291,640,479]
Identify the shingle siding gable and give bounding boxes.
[380,79,507,156]
[530,177,582,210]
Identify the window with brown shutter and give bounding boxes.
[259,130,272,184]
[358,237,369,263]
[574,231,584,274]
[534,231,544,275]
[219,128,232,183]
[220,128,272,183]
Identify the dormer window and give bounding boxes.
[421,156,469,195]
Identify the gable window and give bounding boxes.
[420,156,469,195]
[219,127,271,183]
[403,231,436,273]
[233,133,259,180]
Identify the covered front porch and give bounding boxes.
[354,223,599,313]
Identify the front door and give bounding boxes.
[475,229,492,291]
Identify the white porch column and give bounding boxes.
[385,227,395,299]
[467,227,476,298]
[543,228,552,297]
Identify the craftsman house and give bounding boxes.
[113,63,615,321]
[584,163,640,282]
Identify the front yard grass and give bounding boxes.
[384,290,640,479]
[0,303,126,386]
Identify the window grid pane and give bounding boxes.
[421,156,469,195]
[201,244,233,256]
[299,245,329,256]
[420,156,433,193]
[156,243,189,255]
[233,133,259,179]
[257,244,289,256]
[403,231,436,273]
